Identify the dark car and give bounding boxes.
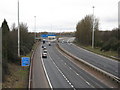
[43,39,45,44]
[42,46,44,48]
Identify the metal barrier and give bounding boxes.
[56,43,120,85]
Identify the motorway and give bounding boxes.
[59,41,120,78]
[32,43,49,88]
[41,43,108,88]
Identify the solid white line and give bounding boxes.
[56,47,95,88]
[59,43,120,82]
[71,43,120,81]
[57,44,116,88]
[48,51,76,89]
[28,51,34,89]
[72,43,119,63]
[67,37,75,43]
[40,46,53,89]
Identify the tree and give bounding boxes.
[8,23,34,60]
[1,19,10,81]
[19,23,34,55]
[2,19,10,35]
[1,20,35,81]
[2,19,10,59]
[75,15,99,45]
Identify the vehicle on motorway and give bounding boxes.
[62,40,67,43]
[43,39,46,44]
[42,50,47,58]
[42,45,44,48]
[43,46,46,50]
[48,42,51,46]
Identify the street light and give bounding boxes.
[34,16,36,40]
[18,0,20,57]
[92,6,95,48]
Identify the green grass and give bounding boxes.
[2,63,29,88]
[2,43,38,88]
[74,42,119,61]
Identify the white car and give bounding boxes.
[43,46,46,50]
[42,50,47,58]
[48,42,51,46]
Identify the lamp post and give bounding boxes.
[18,0,20,57]
[92,6,95,48]
[34,16,36,40]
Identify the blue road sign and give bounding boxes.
[41,34,48,37]
[21,57,30,66]
[41,34,56,37]
[48,34,56,36]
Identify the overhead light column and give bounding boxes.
[92,6,95,48]
[18,0,20,57]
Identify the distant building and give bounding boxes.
[48,36,56,40]
[48,35,56,42]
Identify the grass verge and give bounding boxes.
[2,42,38,88]
[2,63,29,88]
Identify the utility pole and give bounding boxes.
[18,0,20,57]
[92,6,95,48]
[118,2,120,58]
[51,24,52,34]
[34,16,36,40]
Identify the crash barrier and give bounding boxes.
[28,42,40,89]
[56,43,120,85]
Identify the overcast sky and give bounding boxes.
[0,0,119,32]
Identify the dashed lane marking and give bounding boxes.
[48,52,76,89]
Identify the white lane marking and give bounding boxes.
[71,85,74,88]
[58,44,119,88]
[65,63,66,65]
[72,43,118,63]
[64,62,94,88]
[71,43,120,81]
[75,72,79,76]
[86,81,90,85]
[40,46,53,89]
[56,47,95,88]
[68,65,94,88]
[67,37,75,44]
[48,52,76,89]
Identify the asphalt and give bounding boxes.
[42,43,108,88]
[59,42,120,78]
[32,43,50,88]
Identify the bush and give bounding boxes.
[100,37,118,51]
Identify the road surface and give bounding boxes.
[41,43,108,88]
[59,38,120,78]
[32,43,50,88]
